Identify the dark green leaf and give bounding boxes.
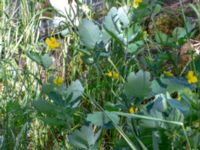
[32,99,57,115]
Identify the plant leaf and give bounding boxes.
[41,54,53,69]
[79,19,100,49]
[125,70,152,99]
[68,125,101,150]
[103,7,127,45]
[65,80,84,107]
[87,111,119,127]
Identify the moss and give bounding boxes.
[148,12,184,35]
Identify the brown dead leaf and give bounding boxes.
[179,39,200,66]
[179,41,193,64]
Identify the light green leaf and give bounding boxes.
[79,19,100,49]
[151,79,166,95]
[27,51,52,69]
[101,28,111,44]
[151,77,192,95]
[152,4,162,17]
[140,110,166,129]
[161,78,187,93]
[128,41,144,53]
[153,94,168,112]
[167,109,184,129]
[117,6,129,28]
[125,70,152,98]
[87,111,119,127]
[68,125,101,150]
[27,51,42,65]
[155,31,171,44]
[103,7,127,45]
[65,80,84,107]
[41,54,53,69]
[172,27,187,39]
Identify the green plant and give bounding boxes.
[1,0,200,149]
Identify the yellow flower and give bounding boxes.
[186,71,198,84]
[105,71,112,77]
[53,76,63,86]
[45,37,60,50]
[113,72,120,80]
[129,107,138,113]
[105,71,120,80]
[132,0,143,8]
[163,71,174,77]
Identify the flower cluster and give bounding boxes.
[105,71,120,80]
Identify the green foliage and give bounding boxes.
[155,31,172,45]
[33,79,84,127]
[33,99,72,126]
[172,27,187,40]
[1,0,200,149]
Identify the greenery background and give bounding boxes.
[0,0,200,149]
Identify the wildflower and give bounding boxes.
[105,71,112,77]
[129,106,138,113]
[186,71,198,84]
[132,0,143,8]
[113,72,120,80]
[163,71,174,77]
[45,37,60,50]
[53,76,63,86]
[105,71,120,80]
